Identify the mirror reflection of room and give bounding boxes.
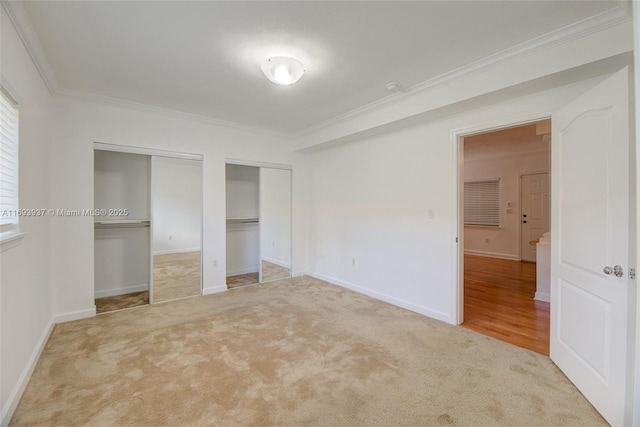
[259,168,291,282]
[151,157,202,303]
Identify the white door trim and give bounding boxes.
[225,158,293,171]
[632,3,640,424]
[451,114,551,325]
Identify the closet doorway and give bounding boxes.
[94,144,203,313]
[225,161,292,289]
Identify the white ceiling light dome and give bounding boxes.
[261,56,306,86]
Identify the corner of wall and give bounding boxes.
[0,317,55,427]
[54,308,96,324]
[307,272,454,325]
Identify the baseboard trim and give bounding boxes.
[153,247,200,256]
[534,291,551,303]
[54,308,96,324]
[95,284,148,299]
[1,317,55,427]
[291,270,310,278]
[261,256,291,269]
[307,272,453,325]
[464,250,520,261]
[203,285,227,295]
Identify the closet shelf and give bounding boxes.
[226,217,259,225]
[94,220,151,229]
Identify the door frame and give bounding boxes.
[224,158,294,285]
[452,113,551,325]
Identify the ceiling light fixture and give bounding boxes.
[261,56,306,86]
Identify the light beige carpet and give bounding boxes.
[11,276,606,426]
[153,251,201,302]
[261,259,291,283]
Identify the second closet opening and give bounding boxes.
[225,162,292,289]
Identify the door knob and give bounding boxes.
[614,265,624,277]
[603,265,624,277]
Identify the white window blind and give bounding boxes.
[0,88,19,231]
[464,179,500,227]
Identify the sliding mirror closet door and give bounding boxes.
[151,157,203,302]
[94,150,151,313]
[259,168,292,282]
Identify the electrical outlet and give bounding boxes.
[428,208,435,219]
[213,260,218,268]
[169,235,173,240]
[352,258,356,266]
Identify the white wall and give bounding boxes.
[260,168,292,268]
[463,150,549,260]
[94,150,149,220]
[308,77,607,324]
[152,157,202,255]
[226,223,260,276]
[0,8,55,425]
[225,164,259,218]
[50,95,309,317]
[94,228,150,298]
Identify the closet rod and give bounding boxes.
[94,220,150,229]
[226,217,259,225]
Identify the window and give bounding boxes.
[464,179,500,227]
[0,87,19,234]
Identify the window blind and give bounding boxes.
[0,88,19,230]
[464,179,500,227]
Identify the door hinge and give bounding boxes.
[630,268,636,279]
[455,237,458,243]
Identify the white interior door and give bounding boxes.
[551,67,633,426]
[520,173,550,262]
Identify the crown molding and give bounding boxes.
[293,3,632,140]
[2,0,288,139]
[3,0,632,141]
[55,87,289,139]
[1,0,59,94]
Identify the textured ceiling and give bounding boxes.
[20,1,619,134]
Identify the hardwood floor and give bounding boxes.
[462,254,550,355]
